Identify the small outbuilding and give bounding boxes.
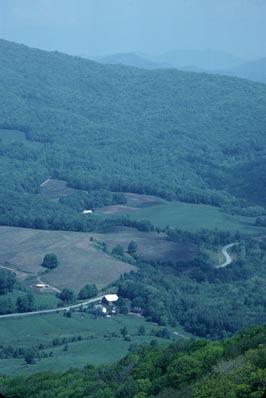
[93,304,107,315]
[35,283,48,288]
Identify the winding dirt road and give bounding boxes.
[216,243,237,269]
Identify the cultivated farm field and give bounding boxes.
[0,226,136,291]
[93,226,197,263]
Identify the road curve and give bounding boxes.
[0,296,104,319]
[216,243,237,269]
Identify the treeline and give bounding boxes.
[223,205,266,217]
[165,226,241,246]
[0,191,154,233]
[0,293,35,315]
[1,324,266,398]
[0,269,16,295]
[64,171,237,207]
[0,269,36,314]
[59,190,126,211]
[0,334,83,363]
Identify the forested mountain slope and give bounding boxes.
[1,324,266,398]
[1,39,266,229]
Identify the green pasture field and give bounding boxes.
[0,312,185,375]
[124,202,265,235]
[0,226,136,292]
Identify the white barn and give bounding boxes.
[82,210,93,214]
[101,294,119,306]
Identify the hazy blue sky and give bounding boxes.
[0,0,266,59]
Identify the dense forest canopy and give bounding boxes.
[1,39,266,230]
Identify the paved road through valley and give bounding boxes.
[0,296,104,319]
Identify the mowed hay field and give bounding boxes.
[0,312,184,375]
[93,227,197,263]
[0,226,135,291]
[125,202,264,235]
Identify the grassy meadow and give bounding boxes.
[95,192,264,236]
[0,312,185,375]
[124,202,264,235]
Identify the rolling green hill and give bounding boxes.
[1,39,266,232]
[1,40,266,395]
[1,324,266,398]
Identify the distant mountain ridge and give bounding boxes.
[97,52,171,70]
[154,48,246,70]
[223,57,266,84]
[96,49,266,84]
[96,49,246,71]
